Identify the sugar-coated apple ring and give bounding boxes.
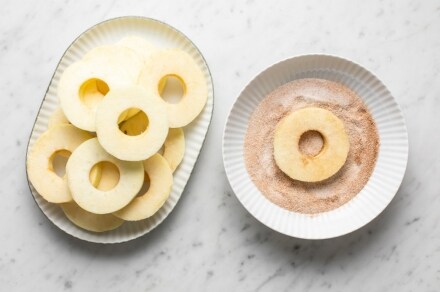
[66,138,144,214]
[117,36,156,63]
[48,108,69,128]
[114,154,173,221]
[61,202,124,232]
[273,107,350,182]
[58,46,142,131]
[138,49,208,128]
[162,128,185,172]
[27,124,93,203]
[96,86,168,161]
[118,113,185,172]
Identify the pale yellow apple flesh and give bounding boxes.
[117,36,156,63]
[95,86,168,161]
[61,156,122,232]
[48,107,69,128]
[162,128,185,172]
[114,154,173,221]
[58,46,143,131]
[61,201,124,232]
[273,107,350,182]
[27,124,93,203]
[119,113,185,172]
[66,138,144,214]
[32,38,202,232]
[138,49,208,128]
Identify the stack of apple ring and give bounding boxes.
[27,36,207,232]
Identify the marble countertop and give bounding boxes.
[1,0,439,291]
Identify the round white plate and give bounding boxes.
[26,17,213,243]
[223,55,408,239]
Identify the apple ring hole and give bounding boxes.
[136,172,151,197]
[118,108,149,136]
[78,78,109,108]
[298,130,324,157]
[90,161,120,191]
[159,75,185,104]
[49,150,71,178]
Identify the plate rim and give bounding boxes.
[222,53,409,240]
[25,16,214,244]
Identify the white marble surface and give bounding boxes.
[1,0,439,291]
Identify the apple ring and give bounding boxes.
[117,36,156,63]
[115,37,156,121]
[114,154,173,221]
[27,124,93,203]
[61,202,124,232]
[66,138,144,214]
[273,107,350,182]
[162,128,185,172]
[60,154,122,232]
[58,46,142,131]
[48,107,69,128]
[138,49,208,128]
[96,86,168,161]
[82,45,143,82]
[119,114,185,172]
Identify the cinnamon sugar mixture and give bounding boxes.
[244,79,379,214]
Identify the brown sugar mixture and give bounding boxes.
[244,78,379,214]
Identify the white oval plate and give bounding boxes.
[223,55,408,239]
[26,17,213,243]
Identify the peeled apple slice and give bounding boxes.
[58,46,143,131]
[273,107,350,182]
[48,107,69,128]
[96,86,168,161]
[60,162,122,233]
[27,124,93,203]
[61,202,124,232]
[66,138,144,214]
[119,116,185,172]
[117,36,156,63]
[82,45,143,82]
[114,154,173,221]
[162,128,185,172]
[138,49,208,128]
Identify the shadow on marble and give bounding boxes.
[28,157,412,266]
[222,166,412,267]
